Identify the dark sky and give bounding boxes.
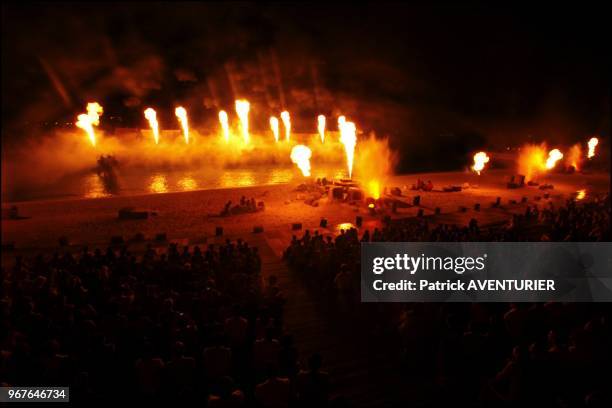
[2,2,609,170]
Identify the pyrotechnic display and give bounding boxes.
[175,106,189,144]
[339,120,357,178]
[144,108,160,144]
[588,137,599,158]
[545,148,563,169]
[76,102,103,146]
[2,4,610,408]
[280,110,291,141]
[218,110,230,142]
[472,151,490,175]
[317,114,326,143]
[290,144,312,176]
[235,100,250,143]
[270,116,280,142]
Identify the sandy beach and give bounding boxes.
[2,169,609,260]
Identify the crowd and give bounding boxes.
[1,239,329,406]
[284,194,611,406]
[2,193,609,406]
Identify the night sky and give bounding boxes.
[2,3,609,171]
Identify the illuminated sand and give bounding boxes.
[2,169,609,260]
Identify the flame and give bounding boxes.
[175,107,189,144]
[367,180,381,199]
[235,100,250,143]
[368,203,375,209]
[338,115,346,129]
[218,110,230,142]
[270,116,280,142]
[144,108,160,144]
[290,144,312,177]
[517,144,548,181]
[545,148,563,169]
[587,137,599,158]
[339,120,357,179]
[472,151,490,175]
[76,102,103,146]
[576,189,586,200]
[566,144,582,170]
[317,114,326,143]
[280,111,291,141]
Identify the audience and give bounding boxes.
[1,194,609,406]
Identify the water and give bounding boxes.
[5,165,347,202]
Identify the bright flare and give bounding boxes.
[290,145,312,177]
[144,108,160,144]
[280,111,291,141]
[367,180,381,199]
[175,107,189,144]
[338,115,346,129]
[339,121,357,179]
[472,151,490,175]
[587,137,599,158]
[317,114,326,143]
[76,102,103,146]
[218,110,230,143]
[545,149,563,169]
[235,100,250,143]
[576,189,586,200]
[270,116,280,142]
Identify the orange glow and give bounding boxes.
[317,114,326,143]
[566,144,582,170]
[545,148,563,169]
[576,189,586,200]
[367,180,381,199]
[270,116,280,142]
[235,100,250,143]
[149,174,168,193]
[290,145,312,177]
[76,102,103,146]
[280,111,291,141]
[368,203,375,209]
[144,108,159,144]
[339,120,357,178]
[218,110,230,143]
[175,107,189,144]
[178,176,197,191]
[517,144,547,181]
[587,137,599,158]
[472,151,490,175]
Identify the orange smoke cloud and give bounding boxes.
[565,143,582,170]
[354,134,397,199]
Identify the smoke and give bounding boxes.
[353,133,398,198]
[517,143,547,181]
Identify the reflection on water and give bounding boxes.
[149,174,168,193]
[10,164,346,202]
[266,168,293,185]
[178,176,198,191]
[219,171,256,188]
[84,174,110,198]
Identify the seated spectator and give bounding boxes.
[255,365,292,408]
[297,353,330,407]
